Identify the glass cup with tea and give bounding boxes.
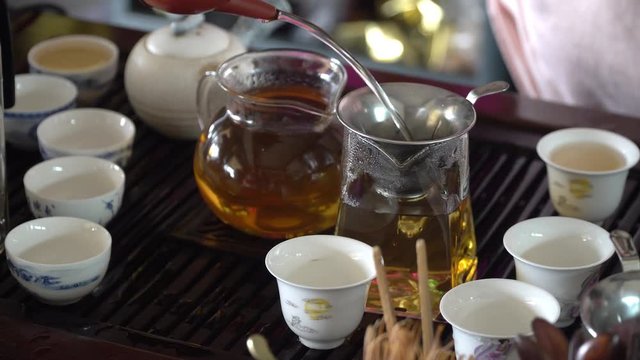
[334,82,478,318]
[536,127,640,223]
[194,49,347,239]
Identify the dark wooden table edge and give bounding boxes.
[7,8,640,360]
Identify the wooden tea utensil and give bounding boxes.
[416,239,434,357]
[373,246,396,331]
[366,245,454,360]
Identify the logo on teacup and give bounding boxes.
[303,298,332,320]
[568,178,593,199]
[553,195,580,213]
[290,315,318,334]
[473,339,512,360]
[552,178,593,200]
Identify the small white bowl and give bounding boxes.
[440,278,560,359]
[28,34,119,104]
[37,108,136,167]
[503,216,615,327]
[5,216,111,305]
[265,235,375,350]
[24,156,125,226]
[5,74,78,150]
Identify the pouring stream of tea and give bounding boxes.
[141,0,414,140]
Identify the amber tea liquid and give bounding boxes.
[335,190,477,318]
[194,85,342,239]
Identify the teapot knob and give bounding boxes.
[169,13,206,36]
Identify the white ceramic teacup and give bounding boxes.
[536,127,640,223]
[5,216,112,305]
[37,108,136,167]
[265,234,375,350]
[23,156,126,226]
[440,278,560,360]
[5,73,78,150]
[28,34,119,104]
[503,216,615,327]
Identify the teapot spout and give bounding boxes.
[230,0,291,47]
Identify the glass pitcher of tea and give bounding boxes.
[194,49,347,239]
[335,83,478,317]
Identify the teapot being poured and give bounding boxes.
[141,0,509,143]
[141,0,415,140]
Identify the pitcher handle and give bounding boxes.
[196,70,225,132]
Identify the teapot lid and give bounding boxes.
[146,20,231,59]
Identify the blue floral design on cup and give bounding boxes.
[7,259,100,291]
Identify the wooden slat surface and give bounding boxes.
[3,9,639,359]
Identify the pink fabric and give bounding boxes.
[486,0,640,118]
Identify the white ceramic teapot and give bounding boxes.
[124,14,246,139]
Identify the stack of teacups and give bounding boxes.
[4,34,127,306]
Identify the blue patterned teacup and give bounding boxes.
[24,156,125,226]
[5,217,111,305]
[5,74,77,150]
[37,108,136,168]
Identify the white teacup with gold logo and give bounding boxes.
[536,127,639,223]
[503,216,615,327]
[265,235,375,350]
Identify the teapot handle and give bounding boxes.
[196,70,226,131]
[229,0,291,47]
